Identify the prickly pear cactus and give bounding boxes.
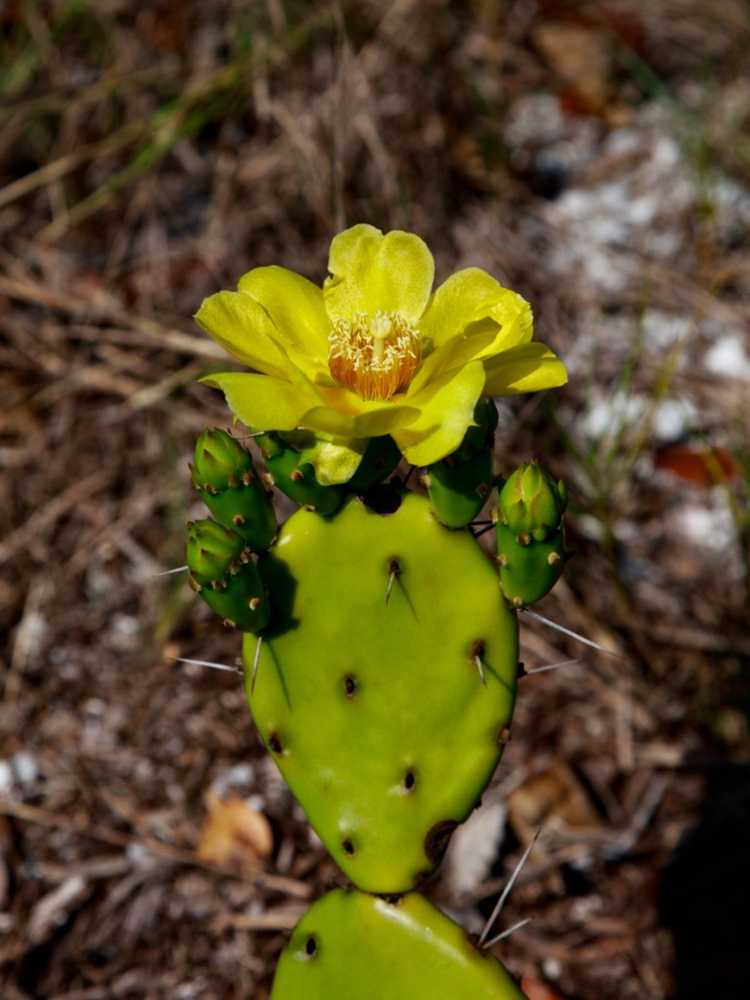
[245,492,517,892]
[186,223,571,997]
[271,889,527,1000]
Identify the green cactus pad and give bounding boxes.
[192,429,277,550]
[456,397,499,461]
[496,523,564,607]
[425,448,493,528]
[426,399,496,528]
[271,889,527,1000]
[256,432,344,515]
[186,519,270,632]
[244,493,518,893]
[347,435,402,494]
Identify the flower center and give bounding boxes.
[328,311,421,401]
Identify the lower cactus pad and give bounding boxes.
[244,492,518,893]
[271,889,527,999]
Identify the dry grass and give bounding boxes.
[1,2,749,998]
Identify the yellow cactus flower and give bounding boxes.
[195,224,567,484]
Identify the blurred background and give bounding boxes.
[1,1,749,998]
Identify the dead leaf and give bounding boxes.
[521,977,565,1000]
[197,792,273,868]
[654,443,738,486]
[533,23,610,112]
[509,761,602,846]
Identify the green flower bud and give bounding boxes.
[498,461,566,535]
[192,428,253,491]
[186,519,244,587]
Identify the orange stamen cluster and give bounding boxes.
[328,311,421,401]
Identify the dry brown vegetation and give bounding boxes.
[1,2,749,998]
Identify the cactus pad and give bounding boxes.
[426,399,497,528]
[186,519,270,632]
[496,523,564,607]
[256,432,345,515]
[425,448,493,528]
[191,429,277,550]
[271,889,527,999]
[245,492,518,892]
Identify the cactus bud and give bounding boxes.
[498,461,566,536]
[186,519,243,586]
[192,428,253,492]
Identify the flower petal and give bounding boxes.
[409,324,499,393]
[283,432,366,486]
[237,265,330,370]
[483,342,568,396]
[354,405,420,436]
[298,406,357,437]
[299,401,419,439]
[200,371,321,431]
[394,361,486,467]
[324,223,434,323]
[419,268,533,351]
[195,291,290,378]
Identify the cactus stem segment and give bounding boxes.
[250,634,264,693]
[478,825,542,948]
